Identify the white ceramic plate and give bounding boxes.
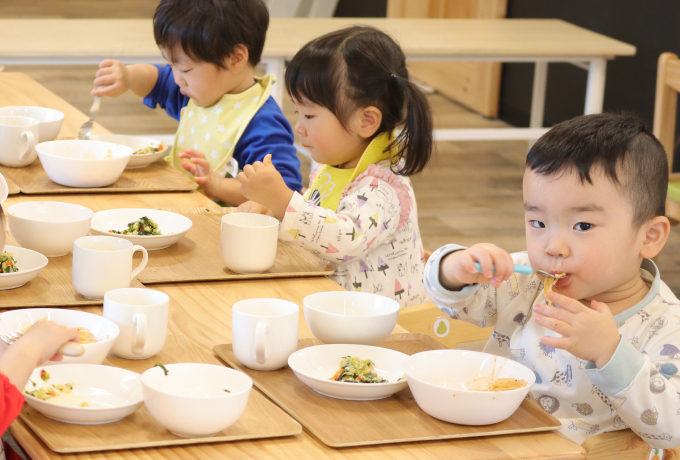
[287,344,409,400]
[90,208,193,250]
[0,245,48,290]
[0,308,119,365]
[89,134,167,169]
[23,364,143,424]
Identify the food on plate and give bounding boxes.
[109,216,161,235]
[133,141,167,155]
[330,356,388,383]
[543,273,566,306]
[40,369,50,381]
[154,363,169,375]
[467,376,527,392]
[0,252,19,273]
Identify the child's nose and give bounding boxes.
[294,121,306,136]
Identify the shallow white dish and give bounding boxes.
[403,349,536,425]
[0,308,119,365]
[142,363,252,438]
[90,208,193,250]
[287,344,408,401]
[0,245,48,290]
[6,201,93,257]
[90,134,166,169]
[0,106,64,142]
[36,140,132,188]
[303,292,399,345]
[23,364,143,424]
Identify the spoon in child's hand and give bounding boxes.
[473,262,559,279]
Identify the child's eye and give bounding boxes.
[574,222,593,231]
[529,220,545,229]
[304,115,314,120]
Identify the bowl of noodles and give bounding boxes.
[403,349,535,425]
[0,308,119,365]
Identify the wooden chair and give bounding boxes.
[654,52,680,221]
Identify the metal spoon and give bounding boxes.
[77,87,104,140]
[473,262,558,279]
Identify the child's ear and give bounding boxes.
[225,44,250,72]
[639,215,671,259]
[356,106,382,139]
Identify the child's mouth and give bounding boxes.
[554,274,571,287]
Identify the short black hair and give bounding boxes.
[526,113,668,228]
[285,26,433,176]
[153,0,269,68]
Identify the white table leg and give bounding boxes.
[261,56,286,108]
[584,58,607,114]
[530,61,548,129]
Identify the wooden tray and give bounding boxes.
[214,333,561,448]
[19,380,301,453]
[1,234,143,308]
[0,158,197,194]
[5,174,20,195]
[133,207,334,284]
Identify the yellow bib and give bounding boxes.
[305,132,395,211]
[167,74,274,176]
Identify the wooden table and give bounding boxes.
[0,18,635,141]
[0,73,586,459]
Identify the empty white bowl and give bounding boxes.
[288,344,409,400]
[0,245,48,290]
[36,140,132,188]
[303,292,399,345]
[403,350,535,425]
[90,208,193,250]
[7,201,93,257]
[0,106,64,142]
[22,364,143,424]
[90,134,166,169]
[0,308,120,365]
[141,363,252,438]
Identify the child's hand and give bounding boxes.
[440,243,515,290]
[179,149,221,198]
[237,154,293,220]
[92,60,130,97]
[534,291,620,368]
[236,201,277,218]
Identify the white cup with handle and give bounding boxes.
[232,298,299,371]
[72,235,148,300]
[220,213,279,274]
[0,116,39,167]
[103,288,169,360]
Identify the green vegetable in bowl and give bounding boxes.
[132,141,168,155]
[331,356,388,383]
[1,252,19,273]
[110,216,161,236]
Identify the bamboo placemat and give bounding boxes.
[0,159,197,194]
[133,207,334,284]
[5,174,20,195]
[214,333,561,448]
[1,234,143,308]
[20,383,301,453]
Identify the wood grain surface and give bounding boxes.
[20,389,301,454]
[133,207,333,284]
[214,333,561,448]
[5,174,20,195]
[0,159,197,195]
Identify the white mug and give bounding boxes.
[103,288,169,360]
[72,235,148,299]
[0,116,39,167]
[232,298,299,371]
[220,213,278,274]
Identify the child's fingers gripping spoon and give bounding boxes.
[473,262,559,279]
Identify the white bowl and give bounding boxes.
[90,134,166,169]
[142,363,252,438]
[0,245,48,290]
[90,208,193,250]
[7,201,93,257]
[22,364,143,424]
[287,344,408,400]
[36,140,132,188]
[0,106,64,142]
[303,292,399,345]
[0,308,119,365]
[403,350,536,425]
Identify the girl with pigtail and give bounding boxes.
[237,26,433,307]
